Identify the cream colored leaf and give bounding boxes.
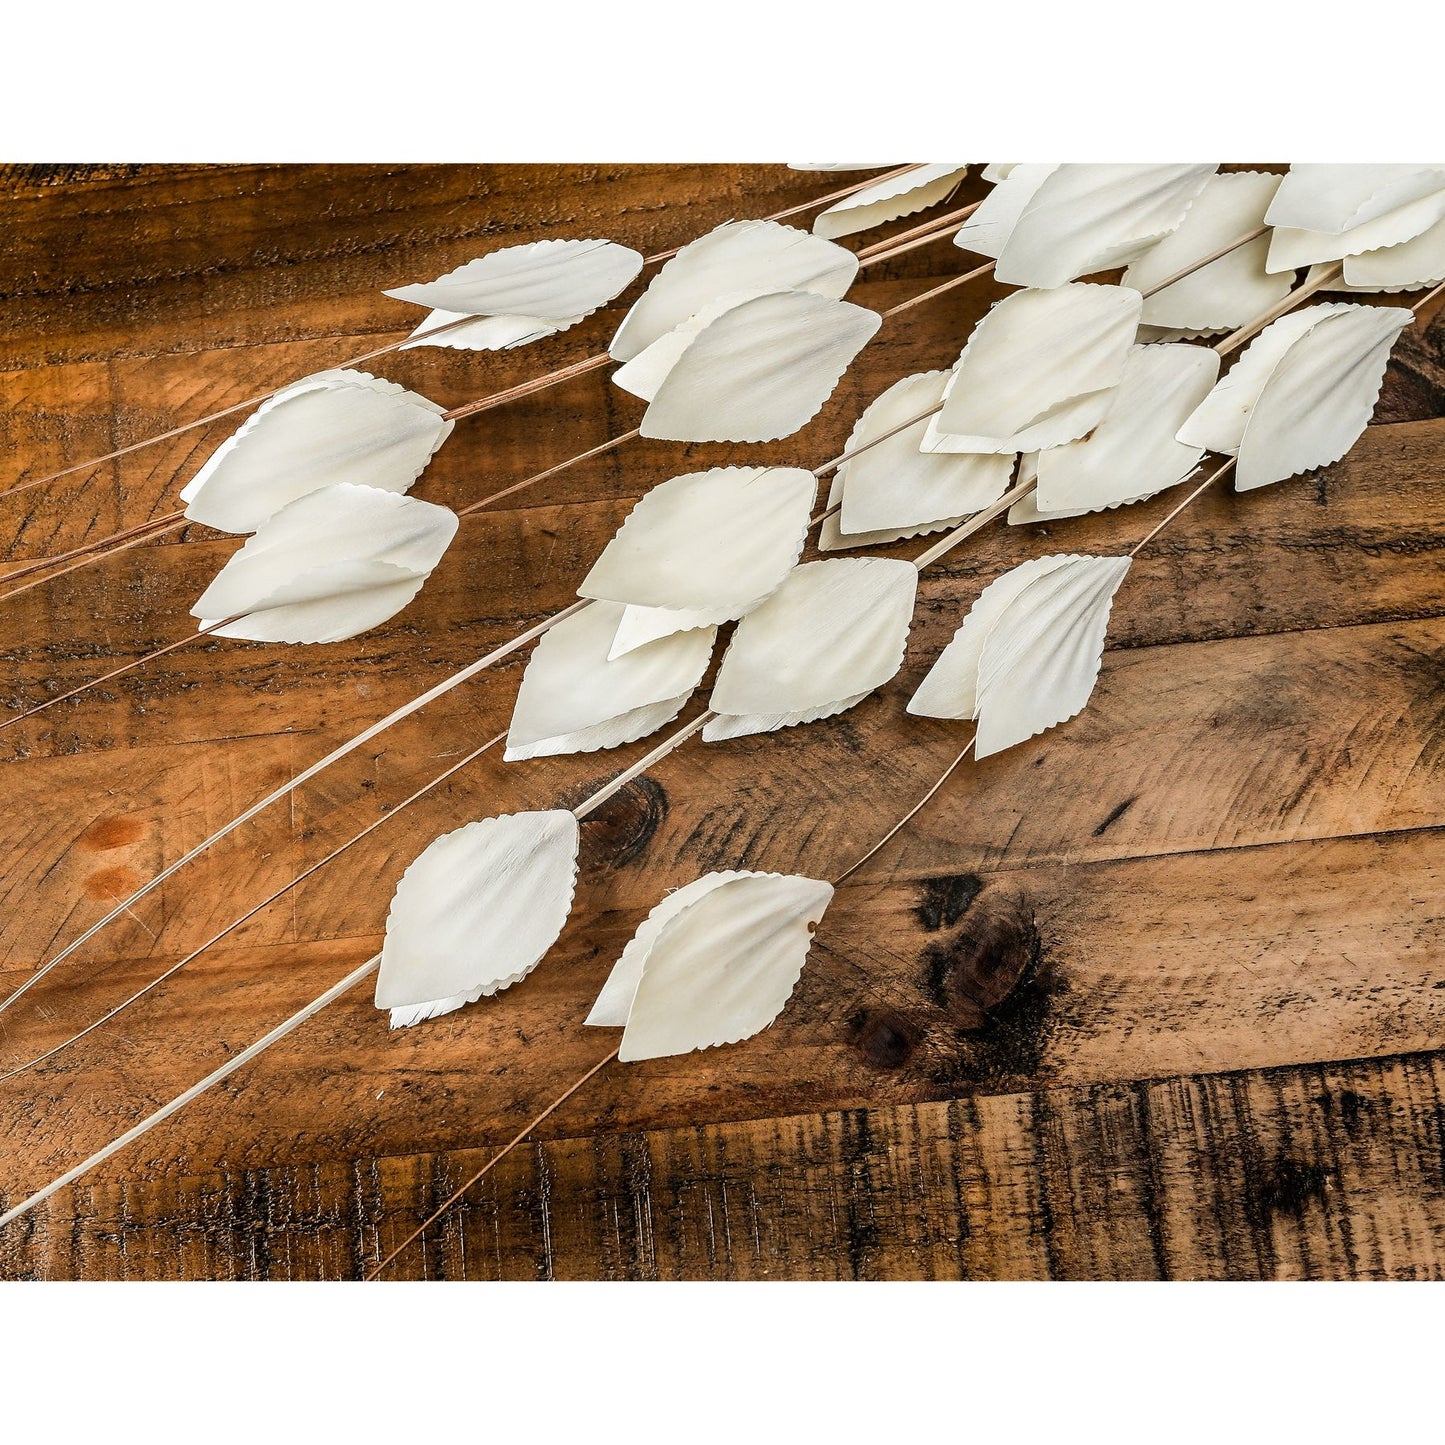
[1346,215,1445,290]
[827,371,1014,540]
[399,307,584,353]
[819,476,968,552]
[1031,344,1218,516]
[612,290,762,402]
[504,601,714,761]
[374,810,580,1027]
[1265,165,1445,234]
[1175,303,1337,456]
[907,556,1074,721]
[584,871,833,1062]
[610,220,858,362]
[909,555,1131,755]
[922,284,1142,455]
[1266,190,1445,274]
[702,690,875,743]
[180,369,452,535]
[579,466,815,656]
[705,558,916,741]
[385,237,643,321]
[971,555,1131,758]
[812,164,967,240]
[1007,485,1081,526]
[1006,459,1159,524]
[191,484,458,644]
[952,164,1058,259]
[1177,301,1410,478]
[1235,304,1411,491]
[1123,171,1290,334]
[607,604,730,659]
[993,164,1216,288]
[639,291,882,444]
[583,873,725,1027]
[981,163,1018,183]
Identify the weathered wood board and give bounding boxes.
[0,164,1442,1280]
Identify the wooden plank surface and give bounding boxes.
[0,164,1442,1280]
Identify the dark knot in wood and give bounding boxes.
[575,775,668,869]
[848,1008,922,1070]
[923,890,1039,1031]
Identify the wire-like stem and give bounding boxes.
[572,713,714,820]
[1411,278,1445,315]
[831,737,976,887]
[1139,223,1271,295]
[854,200,980,260]
[0,618,232,737]
[1128,459,1237,557]
[364,1045,622,1280]
[909,475,1036,570]
[1213,263,1342,354]
[0,514,188,609]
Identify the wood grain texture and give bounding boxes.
[0,164,1442,1280]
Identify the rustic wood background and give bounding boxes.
[0,164,1442,1281]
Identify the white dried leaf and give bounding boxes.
[971,555,1131,758]
[612,290,760,402]
[703,690,878,743]
[981,163,1018,183]
[1006,454,1158,525]
[191,484,458,644]
[1346,215,1445,290]
[922,284,1142,455]
[1007,480,1075,526]
[1030,344,1219,516]
[610,220,858,362]
[1177,302,1411,488]
[605,605,728,659]
[586,870,833,1062]
[180,369,452,535]
[908,554,1131,759]
[1176,304,1329,456]
[705,557,916,741]
[812,164,967,240]
[1265,165,1445,234]
[579,466,815,657]
[907,556,1071,720]
[819,481,967,552]
[953,164,1058,259]
[639,291,882,444]
[505,601,715,761]
[824,371,1014,545]
[375,810,580,1027]
[1123,171,1291,334]
[583,873,726,1028]
[993,164,1216,288]
[1234,304,1411,491]
[385,237,643,321]
[399,307,585,353]
[1267,186,1445,273]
